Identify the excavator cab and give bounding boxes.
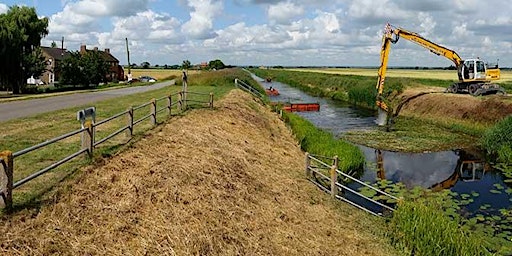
[461,59,488,81]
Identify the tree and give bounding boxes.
[208,59,225,70]
[51,41,57,48]
[182,60,191,70]
[0,6,48,93]
[59,50,109,87]
[140,61,150,69]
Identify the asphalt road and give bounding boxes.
[0,81,175,122]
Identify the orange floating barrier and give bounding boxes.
[282,103,320,112]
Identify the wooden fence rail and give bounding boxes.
[0,90,213,209]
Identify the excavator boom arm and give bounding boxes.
[395,29,463,67]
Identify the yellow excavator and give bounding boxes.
[376,23,505,126]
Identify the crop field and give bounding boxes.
[129,69,201,80]
[287,68,512,83]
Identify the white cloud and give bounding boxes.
[418,12,436,37]
[0,3,8,14]
[267,1,304,24]
[66,0,149,17]
[347,0,412,22]
[111,10,181,42]
[49,5,98,35]
[181,0,223,39]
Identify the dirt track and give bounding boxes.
[0,90,393,255]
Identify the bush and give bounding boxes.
[481,115,512,162]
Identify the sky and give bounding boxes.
[1,0,512,67]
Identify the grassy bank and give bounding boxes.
[0,68,252,209]
[0,88,397,255]
[281,112,365,172]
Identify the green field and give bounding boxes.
[287,68,512,83]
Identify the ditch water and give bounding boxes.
[251,74,511,215]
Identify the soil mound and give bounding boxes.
[399,88,512,124]
[0,90,391,255]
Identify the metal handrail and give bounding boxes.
[13,148,88,189]
[156,107,167,114]
[95,110,129,126]
[187,99,208,104]
[336,169,398,200]
[335,195,382,217]
[134,101,153,111]
[307,153,398,215]
[187,91,210,96]
[134,114,152,126]
[13,127,86,158]
[309,155,331,168]
[235,79,265,99]
[335,181,395,212]
[94,126,129,146]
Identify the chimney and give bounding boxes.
[61,36,64,56]
[104,48,110,54]
[93,47,98,51]
[80,45,86,53]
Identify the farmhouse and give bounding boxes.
[40,46,70,84]
[80,45,124,82]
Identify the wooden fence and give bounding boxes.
[305,153,398,216]
[0,90,213,209]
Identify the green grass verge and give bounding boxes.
[281,111,364,173]
[1,68,250,210]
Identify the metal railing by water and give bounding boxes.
[0,90,213,209]
[234,78,265,99]
[305,152,398,217]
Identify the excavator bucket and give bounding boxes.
[376,108,387,126]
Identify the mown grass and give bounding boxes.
[0,68,250,210]
[281,111,365,173]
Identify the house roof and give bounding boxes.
[99,51,119,63]
[41,46,70,60]
[84,49,119,63]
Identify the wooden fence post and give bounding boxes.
[0,151,13,210]
[126,106,133,140]
[330,155,339,198]
[150,98,156,125]
[81,121,93,158]
[178,91,183,112]
[305,152,311,178]
[209,92,214,109]
[167,94,172,117]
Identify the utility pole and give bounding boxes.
[125,38,131,80]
